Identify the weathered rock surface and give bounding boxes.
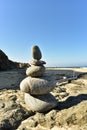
[0,69,87,130]
[0,90,35,130]
[26,66,45,77]
[17,100,87,129]
[20,76,56,95]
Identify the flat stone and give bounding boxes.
[30,60,46,66]
[20,76,56,95]
[25,93,58,112]
[26,66,45,77]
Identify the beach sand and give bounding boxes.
[0,68,87,130]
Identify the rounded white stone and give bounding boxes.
[20,76,56,95]
[26,66,45,77]
[25,93,58,112]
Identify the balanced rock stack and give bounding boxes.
[20,45,57,112]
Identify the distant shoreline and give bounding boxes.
[46,67,87,73]
[46,66,87,68]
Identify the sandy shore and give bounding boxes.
[0,68,87,130]
[46,67,87,72]
[0,68,87,90]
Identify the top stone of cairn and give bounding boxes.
[32,45,42,60]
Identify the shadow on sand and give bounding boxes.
[56,94,87,111]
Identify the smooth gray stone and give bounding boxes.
[25,93,58,112]
[20,76,56,95]
[32,45,42,60]
[26,66,45,77]
[30,60,46,66]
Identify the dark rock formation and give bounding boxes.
[0,49,30,71]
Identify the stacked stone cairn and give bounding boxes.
[20,45,57,112]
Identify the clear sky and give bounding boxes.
[0,0,87,67]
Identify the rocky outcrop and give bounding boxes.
[0,50,30,71]
[0,50,9,70]
[0,90,35,130]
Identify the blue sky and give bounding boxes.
[0,0,87,67]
